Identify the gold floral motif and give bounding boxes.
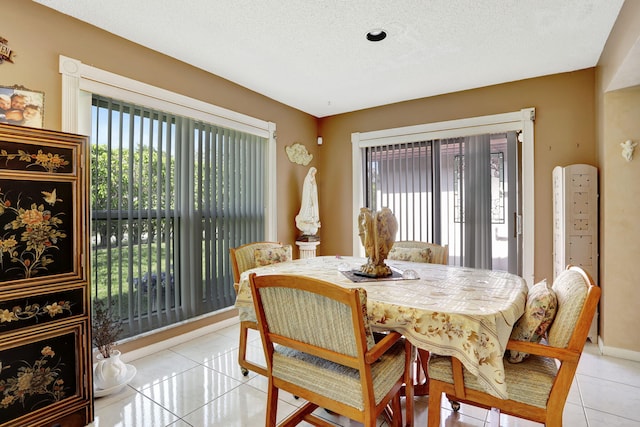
[0,188,67,279]
[0,309,16,323]
[0,346,67,409]
[0,300,72,325]
[0,149,69,173]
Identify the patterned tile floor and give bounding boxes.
[89,321,640,426]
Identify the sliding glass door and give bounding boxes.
[362,131,521,274]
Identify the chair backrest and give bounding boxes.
[548,265,600,350]
[388,240,449,265]
[250,273,411,425]
[426,264,600,427]
[250,274,375,363]
[229,241,287,284]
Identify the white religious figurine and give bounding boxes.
[621,140,637,162]
[295,167,321,238]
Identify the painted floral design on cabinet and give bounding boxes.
[0,180,73,282]
[0,144,72,174]
[0,332,77,423]
[0,288,82,332]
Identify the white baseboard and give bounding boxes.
[597,337,640,362]
[118,315,240,364]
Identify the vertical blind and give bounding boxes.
[363,141,434,242]
[90,95,267,338]
[363,133,513,270]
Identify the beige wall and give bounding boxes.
[3,0,318,251]
[599,87,640,354]
[6,1,640,356]
[318,70,597,285]
[596,0,640,355]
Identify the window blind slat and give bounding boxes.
[90,95,266,338]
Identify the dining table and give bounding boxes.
[234,255,528,400]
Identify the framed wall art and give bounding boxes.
[0,85,44,129]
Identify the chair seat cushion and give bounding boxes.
[428,354,558,408]
[272,339,406,411]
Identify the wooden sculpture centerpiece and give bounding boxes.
[357,207,398,278]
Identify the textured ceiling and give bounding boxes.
[35,0,625,117]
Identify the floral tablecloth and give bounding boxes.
[235,256,527,399]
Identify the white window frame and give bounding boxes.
[58,55,277,240]
[352,108,535,286]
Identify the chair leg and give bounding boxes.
[427,389,442,427]
[238,321,250,376]
[404,341,415,426]
[391,393,403,427]
[546,409,563,427]
[238,321,268,377]
[415,348,430,396]
[265,377,279,427]
[364,408,378,427]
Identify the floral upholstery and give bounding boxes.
[387,246,432,263]
[388,241,449,265]
[253,244,292,267]
[509,279,557,363]
[231,241,284,284]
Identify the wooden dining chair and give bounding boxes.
[249,273,414,427]
[229,241,292,376]
[426,265,600,427]
[388,240,449,395]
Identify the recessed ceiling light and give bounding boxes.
[366,29,387,42]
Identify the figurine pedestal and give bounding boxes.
[296,241,320,259]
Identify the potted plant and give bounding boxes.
[92,299,127,390]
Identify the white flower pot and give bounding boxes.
[93,350,128,390]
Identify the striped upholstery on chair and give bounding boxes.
[260,286,404,410]
[548,268,589,348]
[259,286,376,354]
[273,341,406,410]
[428,354,558,408]
[250,274,412,426]
[230,241,288,378]
[231,242,285,282]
